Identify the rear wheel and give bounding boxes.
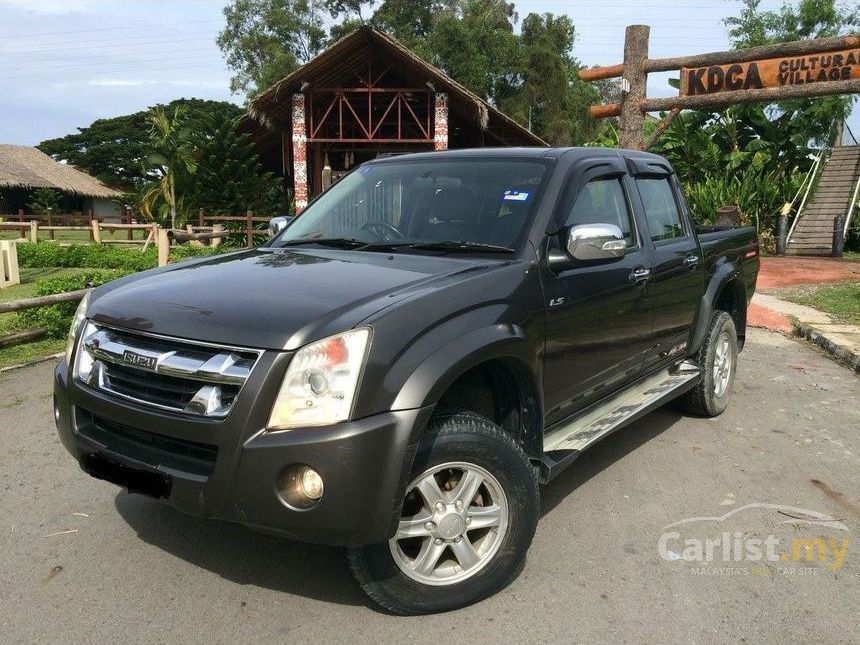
[348,413,538,614]
[676,310,738,417]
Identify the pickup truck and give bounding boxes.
[54,147,758,614]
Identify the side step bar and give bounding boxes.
[540,361,701,482]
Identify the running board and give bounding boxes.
[540,361,701,482]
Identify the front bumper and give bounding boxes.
[54,359,432,547]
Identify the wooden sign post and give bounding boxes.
[580,30,860,150]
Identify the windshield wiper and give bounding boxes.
[280,237,366,249]
[404,241,516,254]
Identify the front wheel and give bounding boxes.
[676,310,738,417]
[348,413,539,615]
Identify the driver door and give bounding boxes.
[542,163,653,426]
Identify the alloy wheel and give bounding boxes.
[389,461,509,586]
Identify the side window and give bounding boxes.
[565,177,634,242]
[636,177,684,242]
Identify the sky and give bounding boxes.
[1,0,857,146]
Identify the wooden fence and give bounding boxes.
[1,209,272,250]
[0,288,90,349]
[0,211,260,350]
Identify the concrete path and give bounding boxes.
[756,256,860,290]
[1,329,858,643]
[748,257,860,371]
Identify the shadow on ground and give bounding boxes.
[540,406,683,517]
[113,405,683,606]
[114,493,371,608]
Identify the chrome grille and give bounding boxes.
[77,323,260,417]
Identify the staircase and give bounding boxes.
[787,145,860,256]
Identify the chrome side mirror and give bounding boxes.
[566,223,627,261]
[268,216,293,237]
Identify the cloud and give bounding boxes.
[88,78,227,89]
[0,0,99,14]
[88,79,146,87]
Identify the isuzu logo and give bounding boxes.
[122,350,157,370]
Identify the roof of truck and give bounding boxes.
[367,147,669,164]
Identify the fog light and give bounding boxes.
[277,465,325,510]
[300,466,324,500]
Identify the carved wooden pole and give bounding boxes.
[619,25,650,150]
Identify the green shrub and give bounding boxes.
[17,270,130,337]
[683,172,804,235]
[16,243,158,270]
[170,244,228,260]
[16,241,233,271]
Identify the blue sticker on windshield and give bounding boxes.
[503,190,530,202]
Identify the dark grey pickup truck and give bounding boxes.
[54,147,758,614]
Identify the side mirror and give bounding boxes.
[268,216,293,237]
[566,223,627,261]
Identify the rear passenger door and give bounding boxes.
[629,168,703,370]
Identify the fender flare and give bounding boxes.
[392,323,539,414]
[689,261,746,354]
[384,324,542,538]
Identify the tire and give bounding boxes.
[348,412,539,615]
[675,310,738,417]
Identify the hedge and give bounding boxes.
[16,242,227,271]
[17,270,131,337]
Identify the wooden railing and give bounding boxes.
[2,209,274,250]
[0,288,90,349]
[0,208,137,241]
[197,209,271,249]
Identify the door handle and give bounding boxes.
[683,253,700,269]
[629,267,651,284]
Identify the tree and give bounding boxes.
[419,0,520,104]
[27,188,61,215]
[37,99,242,191]
[371,0,437,48]
[187,116,284,216]
[218,0,331,97]
[724,0,860,146]
[139,107,198,229]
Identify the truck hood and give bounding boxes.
[88,248,498,350]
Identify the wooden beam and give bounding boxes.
[578,34,860,83]
[644,108,681,150]
[590,103,622,119]
[579,63,625,82]
[619,25,650,150]
[646,33,860,73]
[0,288,89,314]
[642,78,860,112]
[0,328,48,348]
[168,230,229,243]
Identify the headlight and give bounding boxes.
[64,291,90,366]
[267,328,371,430]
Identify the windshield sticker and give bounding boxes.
[503,190,530,202]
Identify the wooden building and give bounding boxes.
[242,26,546,212]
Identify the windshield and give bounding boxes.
[273,158,549,252]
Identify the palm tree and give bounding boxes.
[140,106,197,229]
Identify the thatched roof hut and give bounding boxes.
[0,145,121,198]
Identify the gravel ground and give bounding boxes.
[1,328,858,644]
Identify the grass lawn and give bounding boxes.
[0,339,64,370]
[775,281,860,326]
[0,267,93,369]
